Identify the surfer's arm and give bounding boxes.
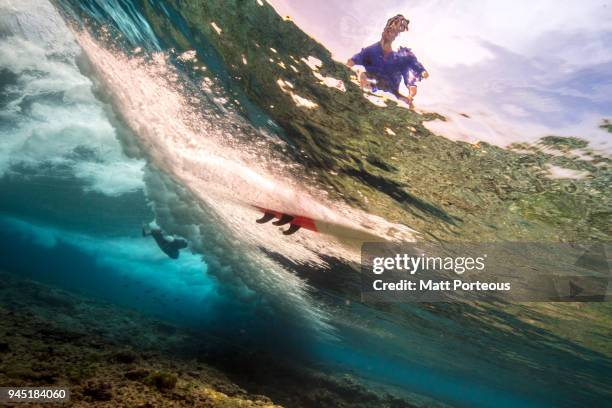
[402,53,428,88]
[410,53,427,79]
[347,50,371,90]
[347,48,366,67]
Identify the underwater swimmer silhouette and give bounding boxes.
[347,14,429,108]
[142,223,188,259]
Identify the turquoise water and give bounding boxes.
[0,200,562,408]
[0,1,610,406]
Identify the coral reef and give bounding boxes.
[0,271,418,407]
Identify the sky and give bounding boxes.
[268,0,612,152]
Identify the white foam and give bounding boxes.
[177,50,197,62]
[545,165,590,180]
[0,1,145,196]
[75,160,144,196]
[278,79,318,108]
[313,71,346,92]
[301,55,346,92]
[210,22,222,35]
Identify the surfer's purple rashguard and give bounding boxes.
[350,42,426,94]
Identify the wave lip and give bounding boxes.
[72,26,339,336]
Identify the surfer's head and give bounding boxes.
[382,14,409,43]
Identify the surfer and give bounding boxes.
[142,223,188,259]
[346,14,428,108]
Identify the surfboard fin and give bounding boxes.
[256,212,275,224]
[283,224,301,235]
[273,214,294,226]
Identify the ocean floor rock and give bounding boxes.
[0,271,417,407]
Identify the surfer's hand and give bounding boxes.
[421,71,429,79]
